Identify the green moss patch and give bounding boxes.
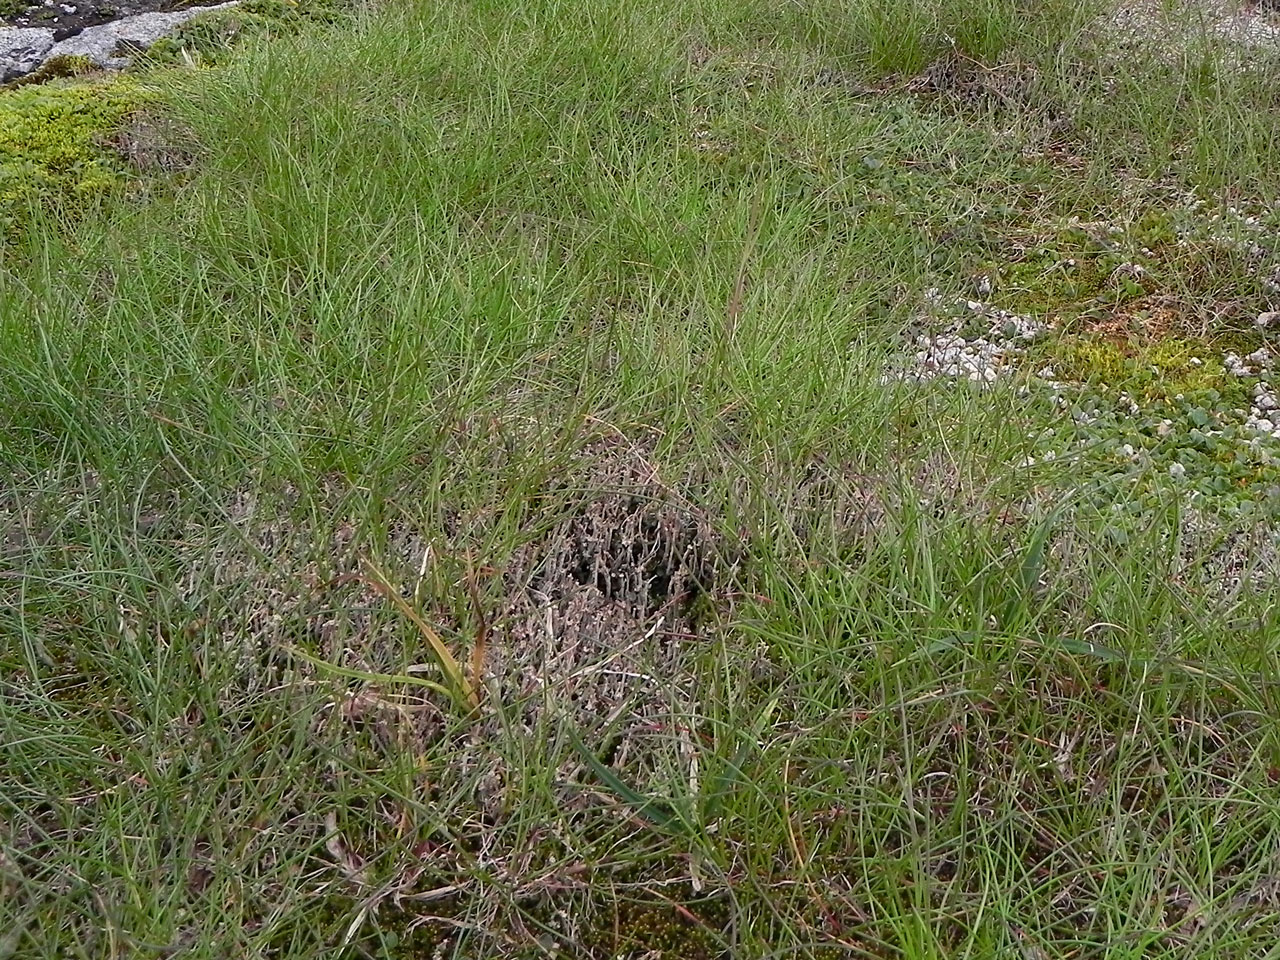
[982,225,1155,326]
[2,54,97,91]
[1045,335,1245,405]
[980,199,1280,344]
[0,76,149,239]
[586,897,726,959]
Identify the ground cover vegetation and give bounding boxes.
[3,0,1280,956]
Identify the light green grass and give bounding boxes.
[3,0,1280,957]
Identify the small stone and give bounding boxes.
[1257,311,1280,329]
[1169,463,1187,480]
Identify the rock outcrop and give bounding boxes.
[1,1,236,80]
[0,26,53,78]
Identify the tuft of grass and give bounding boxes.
[143,0,352,65]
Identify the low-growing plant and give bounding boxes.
[0,76,147,239]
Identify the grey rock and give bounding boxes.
[0,27,54,81]
[46,2,238,68]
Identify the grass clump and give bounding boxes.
[144,0,349,64]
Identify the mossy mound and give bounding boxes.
[0,76,148,240]
[579,895,728,960]
[1045,335,1246,406]
[984,233,1152,326]
[2,54,97,92]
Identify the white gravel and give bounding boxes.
[1228,347,1280,442]
[887,292,1050,384]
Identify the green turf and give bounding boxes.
[3,0,1280,956]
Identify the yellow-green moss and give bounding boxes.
[1046,337,1130,385]
[0,76,148,238]
[2,54,96,91]
[1046,335,1243,404]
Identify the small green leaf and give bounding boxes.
[567,727,684,834]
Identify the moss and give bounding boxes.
[1045,335,1246,405]
[581,896,728,960]
[0,0,29,18]
[2,54,96,91]
[976,216,1171,327]
[991,246,1141,323]
[0,76,147,239]
[371,903,455,958]
[1048,337,1129,385]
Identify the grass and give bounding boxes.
[2,0,1280,956]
